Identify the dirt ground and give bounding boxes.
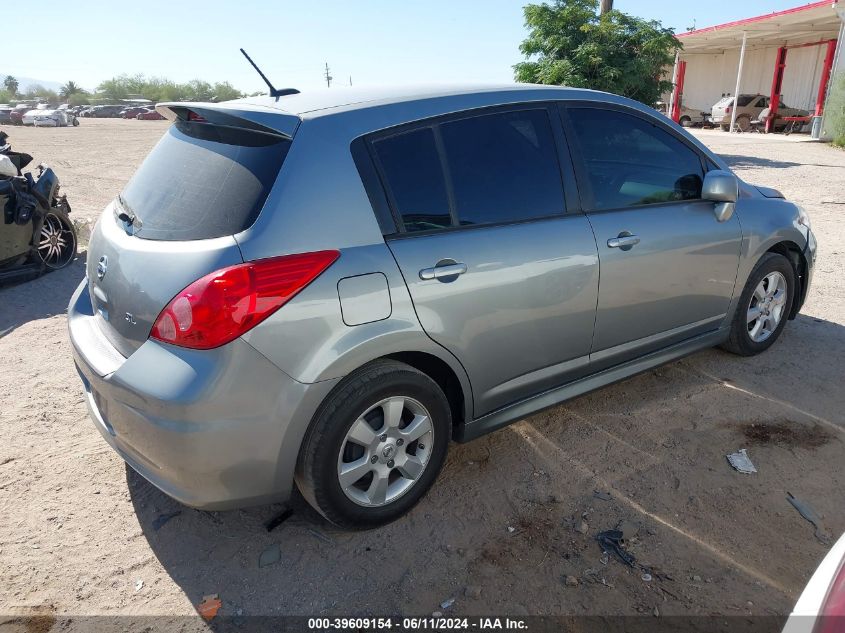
[1,120,843,624]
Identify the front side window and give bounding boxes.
[567,108,704,210]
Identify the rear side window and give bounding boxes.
[372,128,451,232]
[440,109,564,226]
[121,121,290,241]
[736,95,757,107]
[371,107,564,233]
[567,108,704,210]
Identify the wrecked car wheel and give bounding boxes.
[721,252,794,356]
[37,210,77,270]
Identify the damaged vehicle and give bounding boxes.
[0,131,77,284]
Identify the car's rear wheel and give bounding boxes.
[296,360,450,528]
[680,116,692,127]
[735,115,751,132]
[721,252,794,356]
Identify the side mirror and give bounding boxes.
[702,170,738,222]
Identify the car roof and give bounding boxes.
[231,83,599,118]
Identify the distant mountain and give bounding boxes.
[0,74,64,92]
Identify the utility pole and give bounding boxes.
[349,76,352,86]
[600,0,613,14]
[324,63,332,88]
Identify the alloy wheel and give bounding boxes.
[747,271,787,343]
[337,396,434,507]
[38,212,76,269]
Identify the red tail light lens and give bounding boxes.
[150,250,339,350]
[725,106,732,114]
[816,559,845,633]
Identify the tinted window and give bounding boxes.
[373,128,451,232]
[736,95,757,107]
[122,121,290,241]
[440,109,564,226]
[568,108,704,210]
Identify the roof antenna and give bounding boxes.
[240,48,300,98]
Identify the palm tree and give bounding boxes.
[3,75,18,95]
[60,81,84,99]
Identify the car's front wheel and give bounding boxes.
[296,360,451,528]
[722,252,795,356]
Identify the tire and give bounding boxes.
[36,209,77,270]
[736,115,751,132]
[296,359,451,528]
[721,252,795,356]
[679,116,692,128]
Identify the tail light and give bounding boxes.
[816,559,845,633]
[150,250,339,350]
[725,106,732,114]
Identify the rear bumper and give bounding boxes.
[68,279,338,510]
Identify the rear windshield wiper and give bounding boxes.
[116,193,142,231]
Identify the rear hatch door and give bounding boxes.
[87,106,296,358]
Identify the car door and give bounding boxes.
[561,103,742,369]
[369,104,600,417]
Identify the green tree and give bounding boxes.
[3,75,18,95]
[514,0,681,106]
[22,84,59,104]
[60,81,85,99]
[212,81,243,102]
[67,93,91,107]
[823,72,845,147]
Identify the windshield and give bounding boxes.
[120,121,291,241]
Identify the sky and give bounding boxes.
[3,0,821,93]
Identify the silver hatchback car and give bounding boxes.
[69,85,816,527]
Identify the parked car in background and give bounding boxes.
[21,109,78,127]
[120,106,149,119]
[0,107,12,124]
[656,101,708,128]
[710,94,809,132]
[69,85,816,528]
[136,108,164,120]
[82,105,124,118]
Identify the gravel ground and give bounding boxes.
[0,120,843,626]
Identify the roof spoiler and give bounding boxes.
[155,102,300,138]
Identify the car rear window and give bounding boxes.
[120,120,290,241]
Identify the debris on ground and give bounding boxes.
[259,544,281,568]
[265,507,293,532]
[307,528,333,544]
[432,611,443,617]
[564,575,579,587]
[152,511,181,531]
[507,526,515,533]
[726,449,757,474]
[641,573,652,582]
[464,585,482,599]
[787,492,832,545]
[593,490,612,501]
[692,575,702,582]
[197,594,222,621]
[440,598,455,609]
[575,519,589,535]
[134,579,143,591]
[596,530,637,567]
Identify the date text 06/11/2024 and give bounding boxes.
[307,617,528,630]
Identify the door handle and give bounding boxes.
[607,235,640,249]
[419,262,467,281]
